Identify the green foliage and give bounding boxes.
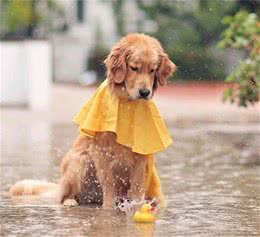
[135,0,236,80]
[218,11,260,107]
[1,0,35,33]
[0,0,65,39]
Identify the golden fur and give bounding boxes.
[10,33,176,208]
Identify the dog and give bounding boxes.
[10,33,176,208]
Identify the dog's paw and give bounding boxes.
[63,199,79,207]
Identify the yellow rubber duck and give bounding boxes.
[133,204,156,223]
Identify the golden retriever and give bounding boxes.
[10,33,176,208]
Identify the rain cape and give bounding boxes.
[73,80,172,204]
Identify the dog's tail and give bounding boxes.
[9,179,58,196]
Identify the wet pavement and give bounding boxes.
[1,111,259,236]
[1,84,260,236]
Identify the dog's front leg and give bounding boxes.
[96,165,115,208]
[128,156,146,201]
[102,178,115,208]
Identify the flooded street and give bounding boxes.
[1,107,259,236]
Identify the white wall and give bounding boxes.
[0,41,52,110]
[0,43,28,105]
[52,0,117,83]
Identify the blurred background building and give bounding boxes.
[52,0,117,83]
[0,0,259,108]
[52,0,151,83]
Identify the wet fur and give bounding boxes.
[10,33,176,208]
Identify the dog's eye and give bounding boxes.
[130,66,138,71]
[150,69,155,73]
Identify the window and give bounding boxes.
[77,0,84,23]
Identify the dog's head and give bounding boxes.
[104,33,177,100]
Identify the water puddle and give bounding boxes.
[1,121,259,236]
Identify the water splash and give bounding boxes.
[116,198,158,217]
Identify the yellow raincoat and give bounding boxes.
[73,80,172,205]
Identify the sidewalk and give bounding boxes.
[51,82,259,124]
[1,82,259,125]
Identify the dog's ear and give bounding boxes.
[104,42,128,85]
[156,53,177,86]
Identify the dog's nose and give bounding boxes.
[139,89,150,98]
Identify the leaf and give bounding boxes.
[222,16,232,24]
